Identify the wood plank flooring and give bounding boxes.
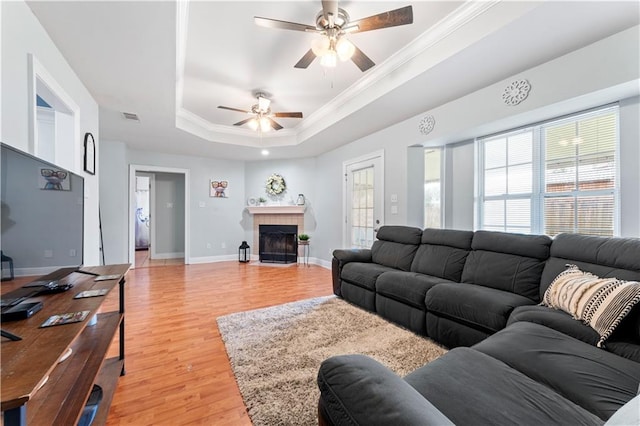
[99,261,332,425]
[1,262,331,425]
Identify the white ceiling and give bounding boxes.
[26,1,639,161]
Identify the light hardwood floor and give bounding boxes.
[98,261,332,425]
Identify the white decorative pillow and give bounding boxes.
[543,265,640,347]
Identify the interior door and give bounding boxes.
[344,153,384,248]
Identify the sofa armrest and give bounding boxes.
[333,249,372,264]
[331,249,372,296]
[317,354,454,426]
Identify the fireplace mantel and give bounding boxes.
[247,206,305,215]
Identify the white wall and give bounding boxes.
[1,1,101,265]
[310,25,640,261]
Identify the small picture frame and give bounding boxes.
[84,132,95,175]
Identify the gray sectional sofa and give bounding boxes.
[319,226,640,425]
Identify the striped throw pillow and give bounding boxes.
[543,265,640,347]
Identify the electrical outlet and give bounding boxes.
[206,243,212,249]
[221,242,226,249]
[44,249,53,258]
[391,205,398,214]
[199,201,205,208]
[166,202,173,208]
[69,249,77,257]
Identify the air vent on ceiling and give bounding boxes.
[122,112,140,121]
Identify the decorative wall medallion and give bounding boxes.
[502,79,531,106]
[418,115,436,135]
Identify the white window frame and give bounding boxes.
[476,105,619,236]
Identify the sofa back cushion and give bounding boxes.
[410,229,474,281]
[541,233,640,296]
[541,233,640,343]
[461,231,552,301]
[371,226,422,271]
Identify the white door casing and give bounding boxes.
[343,151,384,249]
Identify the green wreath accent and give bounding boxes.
[265,173,286,196]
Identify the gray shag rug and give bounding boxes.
[217,296,447,425]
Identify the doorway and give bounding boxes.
[129,165,190,268]
[343,151,384,249]
[134,173,152,253]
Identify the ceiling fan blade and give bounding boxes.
[233,118,254,127]
[268,118,284,131]
[344,5,413,34]
[254,16,318,32]
[321,1,339,26]
[218,106,250,114]
[351,45,375,72]
[274,112,303,118]
[294,49,317,69]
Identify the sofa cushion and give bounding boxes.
[426,283,536,334]
[376,271,453,310]
[404,347,602,426]
[318,354,455,426]
[542,264,640,347]
[376,225,423,245]
[508,305,640,362]
[410,229,473,281]
[461,231,551,301]
[540,233,640,298]
[341,262,397,291]
[370,226,422,271]
[473,322,640,421]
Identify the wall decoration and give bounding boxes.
[210,180,229,198]
[83,132,95,175]
[418,115,436,135]
[40,168,70,191]
[265,173,286,196]
[502,79,531,106]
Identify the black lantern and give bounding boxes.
[1,251,14,281]
[238,241,250,263]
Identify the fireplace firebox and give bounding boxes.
[259,225,298,263]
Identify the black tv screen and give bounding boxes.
[1,143,84,279]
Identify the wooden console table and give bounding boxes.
[1,264,130,425]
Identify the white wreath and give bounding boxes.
[265,173,286,196]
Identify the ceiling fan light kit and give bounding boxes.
[220,2,413,133]
[255,2,413,72]
[218,93,303,132]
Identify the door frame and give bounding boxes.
[342,150,385,248]
[129,165,190,268]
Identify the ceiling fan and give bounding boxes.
[218,93,303,132]
[255,1,413,72]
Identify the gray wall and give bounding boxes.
[153,172,185,256]
[100,142,246,264]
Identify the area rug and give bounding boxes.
[217,296,447,425]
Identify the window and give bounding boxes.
[349,166,376,248]
[477,106,618,236]
[424,148,442,229]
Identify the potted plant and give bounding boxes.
[258,197,267,206]
[298,233,310,245]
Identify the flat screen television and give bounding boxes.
[1,142,84,279]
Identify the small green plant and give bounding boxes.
[298,233,310,241]
[258,197,267,203]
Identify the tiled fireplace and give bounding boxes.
[259,225,298,263]
[248,206,305,262]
